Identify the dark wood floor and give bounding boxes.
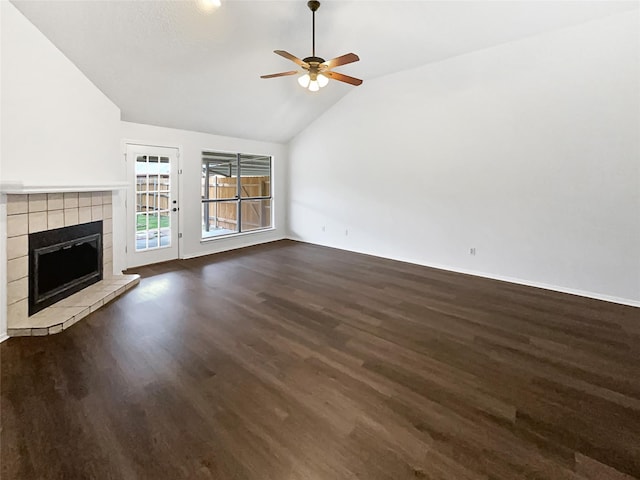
[2,240,639,479]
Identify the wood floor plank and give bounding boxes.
[2,240,639,479]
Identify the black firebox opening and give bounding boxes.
[29,221,103,316]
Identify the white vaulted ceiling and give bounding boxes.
[11,0,637,143]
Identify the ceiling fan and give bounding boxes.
[260,0,363,92]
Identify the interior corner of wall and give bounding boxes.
[0,194,8,339]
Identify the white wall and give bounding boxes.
[120,122,287,263]
[288,10,640,305]
[0,3,124,340]
[0,1,121,186]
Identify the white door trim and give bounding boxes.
[125,143,182,268]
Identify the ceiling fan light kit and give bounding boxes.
[260,1,363,92]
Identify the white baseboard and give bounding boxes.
[434,265,640,308]
[286,236,640,309]
[180,234,288,261]
[0,334,9,344]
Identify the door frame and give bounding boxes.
[123,141,183,268]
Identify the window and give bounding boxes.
[201,151,272,239]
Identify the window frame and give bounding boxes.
[201,151,273,240]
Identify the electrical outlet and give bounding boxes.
[470,247,476,256]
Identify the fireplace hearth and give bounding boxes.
[29,221,103,316]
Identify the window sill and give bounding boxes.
[200,227,276,244]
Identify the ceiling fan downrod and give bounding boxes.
[304,1,324,68]
[308,1,320,58]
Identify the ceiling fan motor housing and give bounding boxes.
[303,57,325,80]
[303,56,325,65]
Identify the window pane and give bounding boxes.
[202,200,238,238]
[135,213,148,251]
[213,175,237,201]
[136,213,147,231]
[159,174,170,192]
[240,155,271,198]
[136,193,144,213]
[136,175,147,192]
[147,231,159,249]
[159,192,169,210]
[202,153,238,200]
[159,159,170,175]
[142,192,156,211]
[148,213,160,248]
[241,199,272,232]
[159,211,171,247]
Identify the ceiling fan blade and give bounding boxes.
[325,71,363,86]
[274,50,309,68]
[260,70,299,79]
[321,53,360,69]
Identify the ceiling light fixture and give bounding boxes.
[197,0,221,13]
[260,1,362,91]
[298,72,329,91]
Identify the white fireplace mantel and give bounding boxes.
[0,182,129,194]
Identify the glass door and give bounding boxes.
[126,144,179,267]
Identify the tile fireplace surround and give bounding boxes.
[5,191,138,336]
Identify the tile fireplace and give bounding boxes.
[4,190,138,336]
